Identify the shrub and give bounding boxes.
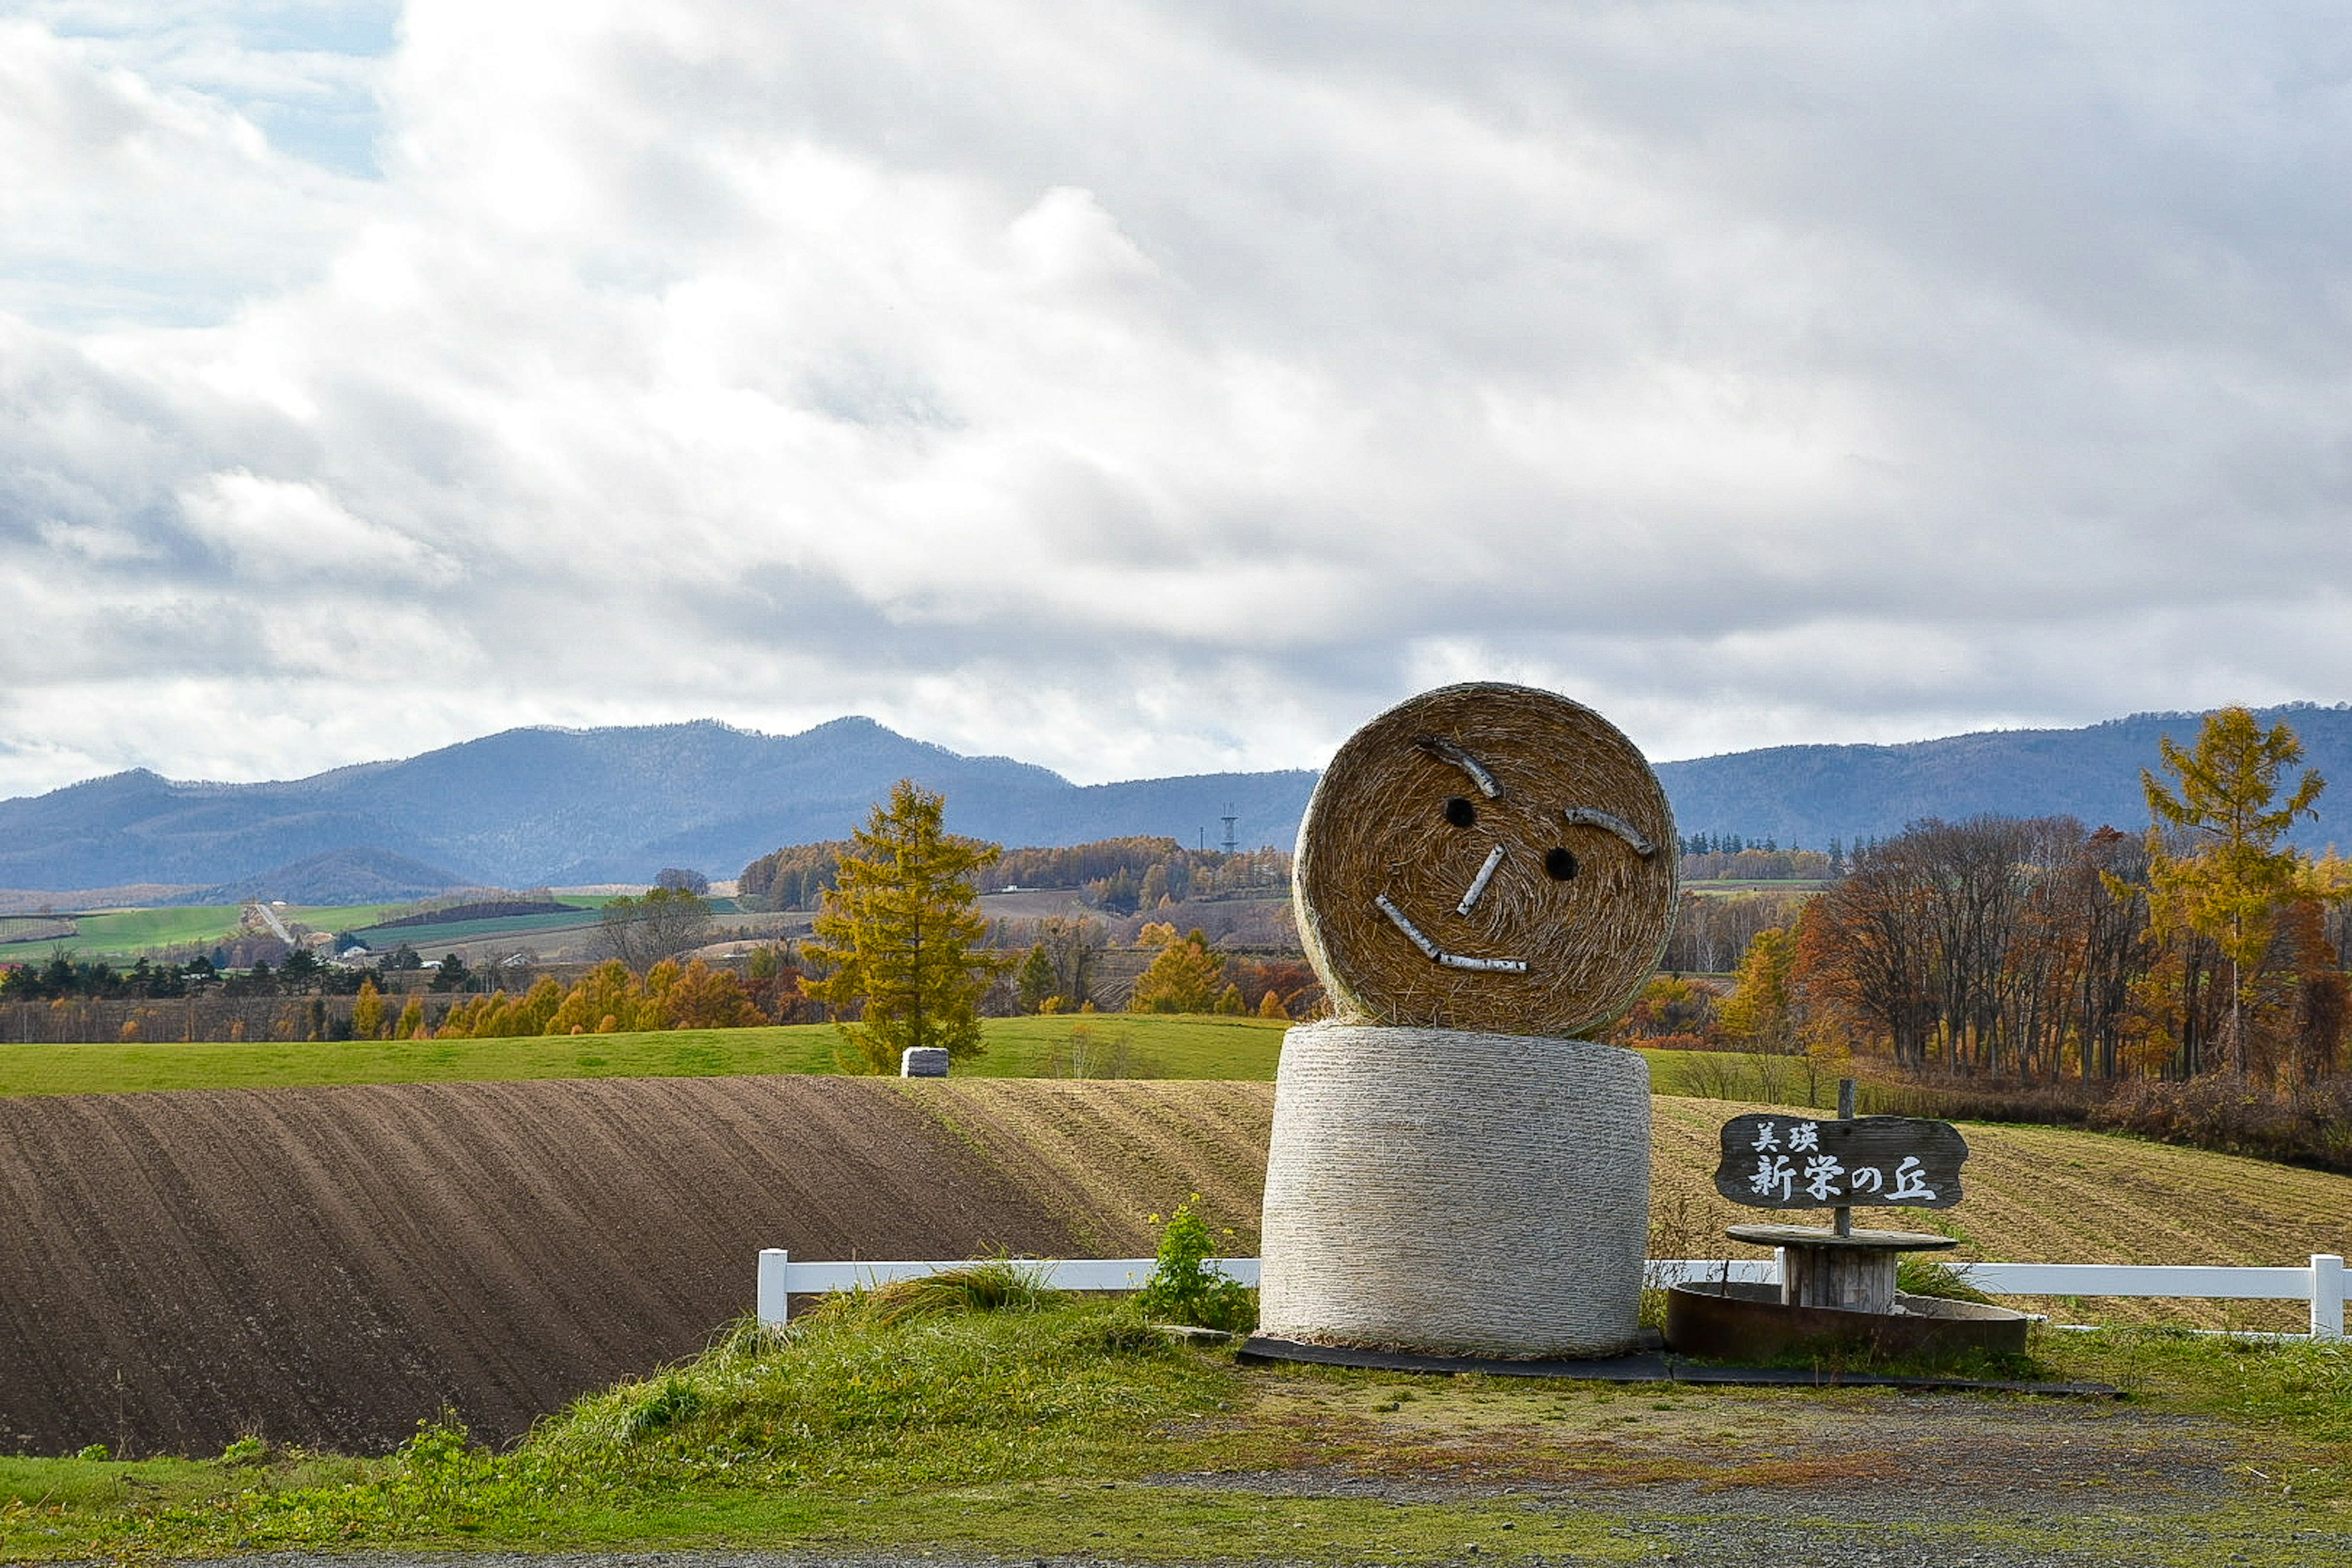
[1136,1196,1254,1333]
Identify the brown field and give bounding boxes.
[2,1078,2346,1459]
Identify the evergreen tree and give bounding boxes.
[803,780,1005,1071]
[2143,707,2329,1074]
[1016,943,1057,1013]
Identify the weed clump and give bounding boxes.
[1137,1195,1256,1334]
[807,1259,1065,1329]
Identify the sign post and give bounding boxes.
[1710,1079,1970,1315]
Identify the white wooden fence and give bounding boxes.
[756,1248,2345,1338]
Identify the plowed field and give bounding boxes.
[3,1078,2347,1460]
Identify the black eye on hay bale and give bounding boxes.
[1292,681,1678,1039]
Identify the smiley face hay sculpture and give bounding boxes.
[1295,682,1676,1036]
[1256,682,1675,1360]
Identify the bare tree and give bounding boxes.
[596,888,714,971]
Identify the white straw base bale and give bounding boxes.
[1258,1021,1651,1358]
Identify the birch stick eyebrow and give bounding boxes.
[1455,845,1506,915]
[1415,736,1499,798]
[1561,806,1656,858]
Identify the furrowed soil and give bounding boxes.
[2,1078,2348,1462]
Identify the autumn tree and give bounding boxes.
[802,780,1004,1072]
[2143,707,2328,1076]
[350,978,386,1041]
[1718,925,1800,1054]
[1128,926,1224,1014]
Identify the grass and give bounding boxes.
[0,898,628,963]
[0,1015,1785,1099]
[0,1014,1292,1098]
[4,1295,2348,1564]
[0,903,415,962]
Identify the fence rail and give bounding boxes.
[756,1249,2345,1338]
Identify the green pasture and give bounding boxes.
[0,1015,1843,1101]
[0,1014,1296,1098]
[0,903,411,962]
[0,896,627,963]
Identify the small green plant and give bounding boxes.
[73,1444,108,1462]
[218,1434,268,1464]
[1136,1196,1255,1333]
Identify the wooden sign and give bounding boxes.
[1713,1114,1969,1210]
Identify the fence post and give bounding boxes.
[2313,1254,2345,1341]
[758,1248,791,1330]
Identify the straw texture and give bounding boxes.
[1258,1021,1652,1357]
[1294,681,1676,1037]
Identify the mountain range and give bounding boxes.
[1,704,2346,903]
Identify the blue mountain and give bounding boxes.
[1,703,2345,899]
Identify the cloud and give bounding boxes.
[2,1,2350,804]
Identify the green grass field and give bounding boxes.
[3,1290,2346,1564]
[0,1014,1295,1098]
[0,903,413,962]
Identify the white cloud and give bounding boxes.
[3,1,2351,803]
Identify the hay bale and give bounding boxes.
[900,1047,950,1078]
[1258,1022,1651,1357]
[1294,681,1676,1038]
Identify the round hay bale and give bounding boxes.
[1257,1022,1651,1357]
[1294,681,1676,1037]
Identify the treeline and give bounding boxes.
[364,899,571,931]
[739,835,1291,914]
[0,948,412,1002]
[1620,710,2352,1170]
[1662,891,1806,974]
[368,957,769,1040]
[1636,815,2348,1089]
[1798,816,2347,1086]
[1,949,826,1046]
[1001,916,1324,1019]
[1678,848,1834,881]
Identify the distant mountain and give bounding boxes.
[1,703,2345,899]
[200,848,473,907]
[0,718,1316,895]
[1656,703,2352,850]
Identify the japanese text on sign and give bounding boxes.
[1712,1114,1969,1210]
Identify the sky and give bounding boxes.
[4,1,2351,800]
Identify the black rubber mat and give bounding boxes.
[1237,1335,2120,1396]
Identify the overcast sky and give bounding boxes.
[4,1,2349,799]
